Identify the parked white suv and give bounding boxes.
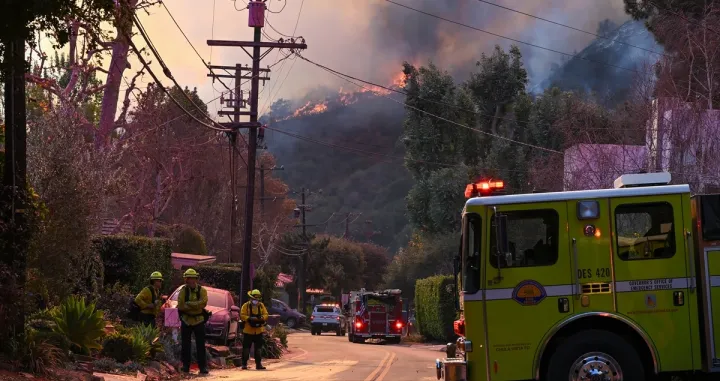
[310,304,347,336]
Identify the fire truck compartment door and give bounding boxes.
[610,194,695,372]
[703,248,720,369]
[484,201,572,380]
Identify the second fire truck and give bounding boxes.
[346,288,404,344]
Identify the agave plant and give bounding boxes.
[51,295,106,354]
[129,330,151,363]
[132,324,164,359]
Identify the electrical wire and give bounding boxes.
[294,53,563,154]
[129,17,231,132]
[259,0,304,116]
[384,0,640,74]
[265,0,287,14]
[477,0,667,57]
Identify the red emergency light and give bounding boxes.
[465,180,505,198]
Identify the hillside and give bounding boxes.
[263,92,411,251]
[535,20,663,102]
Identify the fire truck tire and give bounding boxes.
[545,329,645,381]
[348,333,354,342]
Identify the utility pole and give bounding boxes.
[259,164,284,217]
[208,0,307,306]
[299,188,308,313]
[344,213,351,238]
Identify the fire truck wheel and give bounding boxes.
[348,333,354,342]
[545,329,645,381]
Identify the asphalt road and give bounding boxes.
[204,332,442,381]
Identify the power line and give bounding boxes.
[260,0,305,116]
[266,0,288,14]
[384,0,640,74]
[295,53,563,154]
[131,16,231,132]
[477,0,667,57]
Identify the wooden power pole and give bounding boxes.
[208,0,307,306]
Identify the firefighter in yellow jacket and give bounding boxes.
[134,271,164,327]
[240,289,269,370]
[177,268,209,374]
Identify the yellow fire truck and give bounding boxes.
[435,172,720,381]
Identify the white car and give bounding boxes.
[310,304,347,336]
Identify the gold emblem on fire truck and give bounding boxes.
[512,280,547,306]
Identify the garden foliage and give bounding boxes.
[414,275,456,342]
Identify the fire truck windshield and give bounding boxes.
[463,213,482,294]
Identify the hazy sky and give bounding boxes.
[131,0,630,118]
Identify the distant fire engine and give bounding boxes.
[346,288,404,344]
[435,172,720,381]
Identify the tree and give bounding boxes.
[624,0,720,108]
[357,242,390,290]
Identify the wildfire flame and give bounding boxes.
[281,70,406,120]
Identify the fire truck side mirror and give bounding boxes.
[495,214,509,254]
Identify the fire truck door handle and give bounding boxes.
[572,238,579,300]
[686,230,695,293]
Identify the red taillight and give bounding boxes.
[454,319,465,336]
[395,321,403,329]
[310,316,314,321]
[336,316,340,320]
[355,320,363,329]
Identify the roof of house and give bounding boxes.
[276,273,294,288]
[171,253,216,261]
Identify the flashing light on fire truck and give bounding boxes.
[464,179,504,198]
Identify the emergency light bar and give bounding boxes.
[465,180,505,198]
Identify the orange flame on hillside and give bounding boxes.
[282,70,406,120]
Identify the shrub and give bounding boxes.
[129,330,151,364]
[197,263,242,295]
[101,334,135,363]
[132,324,164,360]
[96,282,134,323]
[271,324,289,348]
[260,333,284,359]
[93,357,122,372]
[415,275,456,342]
[14,330,65,375]
[163,224,208,255]
[51,295,106,354]
[93,235,173,294]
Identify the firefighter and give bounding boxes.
[134,271,164,327]
[177,268,209,375]
[240,289,269,370]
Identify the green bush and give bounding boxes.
[197,264,242,295]
[93,235,173,293]
[260,333,284,359]
[272,324,289,348]
[96,282,134,323]
[101,334,135,363]
[51,295,106,354]
[415,275,456,342]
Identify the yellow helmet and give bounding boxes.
[150,271,163,281]
[248,289,262,299]
[183,268,199,278]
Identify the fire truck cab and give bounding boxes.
[435,172,720,381]
[347,288,404,344]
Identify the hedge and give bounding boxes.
[196,264,279,305]
[93,235,173,294]
[415,275,456,342]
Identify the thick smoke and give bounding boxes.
[363,0,630,86]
